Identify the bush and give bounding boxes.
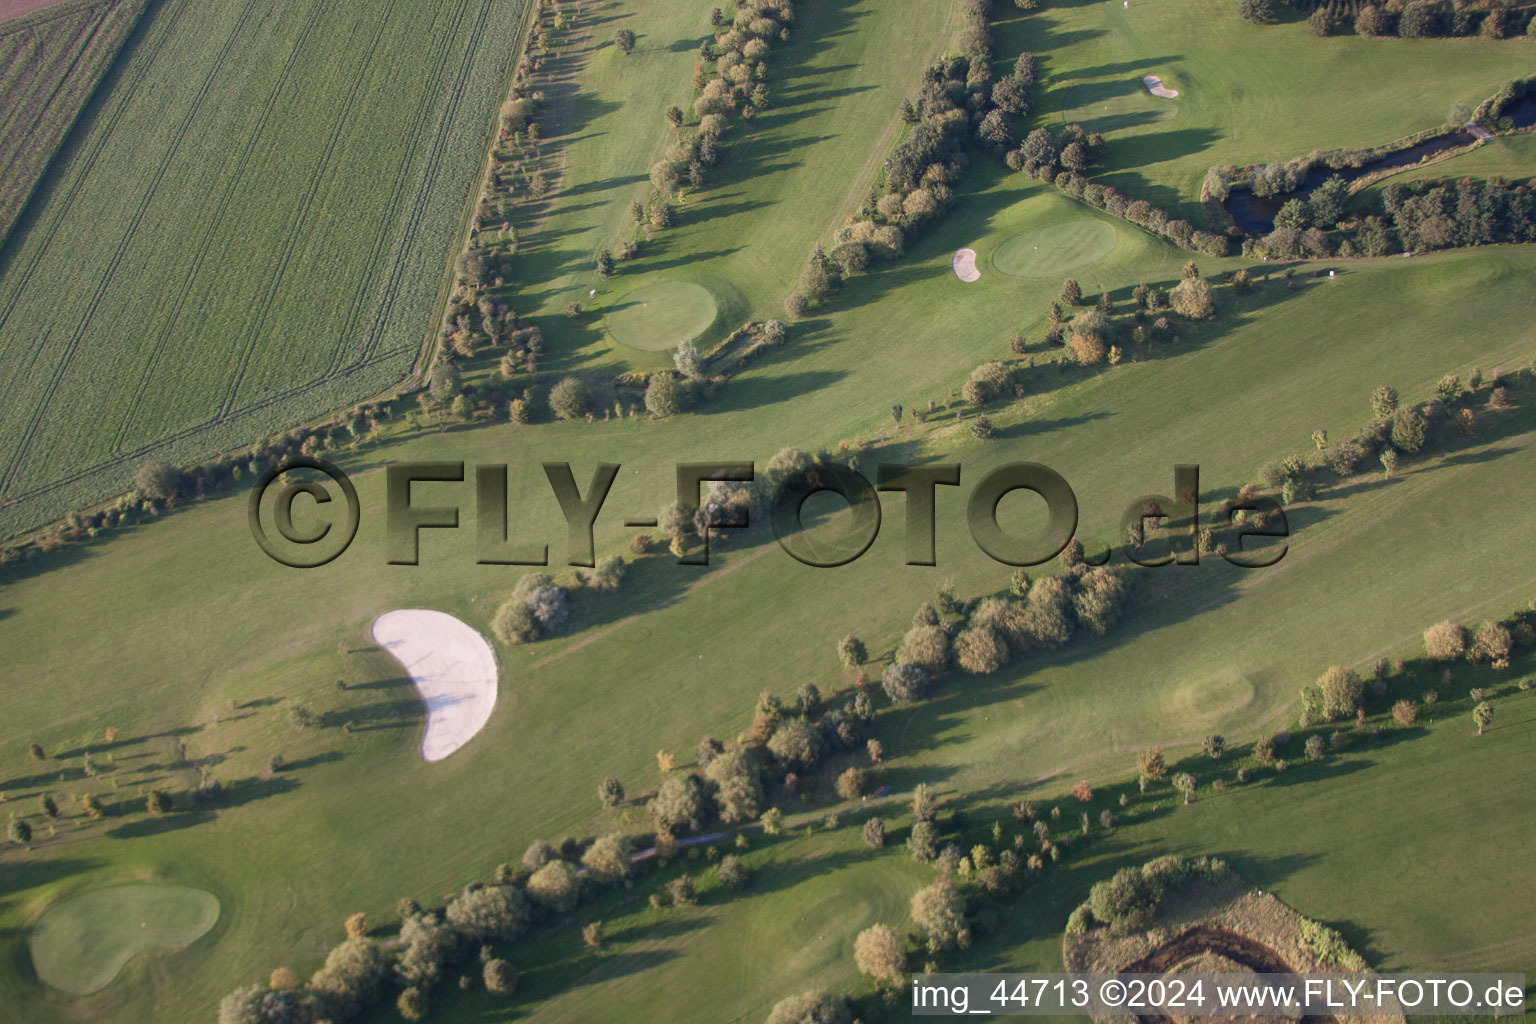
[526,860,582,913]
[717,853,751,889]
[1469,621,1512,664]
[483,958,518,995]
[853,923,906,986]
[1424,620,1467,661]
[581,834,633,883]
[1238,0,1277,23]
[1087,867,1164,934]
[882,661,930,702]
[652,771,710,830]
[911,875,969,950]
[1170,276,1215,319]
[766,991,851,1024]
[898,624,949,673]
[704,749,764,823]
[954,625,1009,674]
[492,597,538,645]
[446,884,529,941]
[307,939,390,1021]
[1391,407,1427,453]
[548,377,588,421]
[1316,666,1363,719]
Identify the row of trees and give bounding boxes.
[1258,366,1521,512]
[880,564,1134,706]
[1049,164,1231,256]
[649,0,795,209]
[786,0,1040,317]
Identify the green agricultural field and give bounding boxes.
[1,0,1534,1021]
[0,0,532,535]
[0,0,148,247]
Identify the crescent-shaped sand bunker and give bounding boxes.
[952,248,981,282]
[30,884,220,995]
[372,609,498,762]
[1144,74,1179,98]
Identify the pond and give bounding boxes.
[1225,129,1479,234]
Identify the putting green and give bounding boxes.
[991,220,1119,278]
[605,280,719,352]
[29,884,220,995]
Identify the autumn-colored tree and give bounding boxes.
[1423,620,1467,661]
[344,913,367,940]
[854,923,906,986]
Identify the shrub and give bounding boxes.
[954,625,1009,674]
[492,598,538,645]
[598,776,625,807]
[717,854,751,889]
[581,834,633,883]
[397,987,429,1021]
[854,923,905,986]
[548,377,588,421]
[526,860,581,913]
[911,876,969,950]
[445,884,528,941]
[1088,867,1164,933]
[522,840,555,872]
[652,772,710,830]
[862,817,886,848]
[307,938,390,1021]
[482,958,518,995]
[1391,699,1419,726]
[704,749,765,823]
[835,766,866,800]
[1137,747,1168,782]
[766,992,851,1024]
[897,620,946,675]
[882,661,930,702]
[1238,0,1277,22]
[907,819,940,861]
[1391,408,1427,453]
[768,718,818,769]
[1170,276,1215,319]
[1317,666,1363,719]
[1469,621,1512,664]
[1423,620,1467,661]
[837,634,867,667]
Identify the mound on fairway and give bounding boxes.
[991,221,1118,278]
[952,248,981,282]
[29,884,219,995]
[1144,74,1179,98]
[605,280,719,352]
[372,609,498,762]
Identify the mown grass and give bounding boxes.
[0,0,147,246]
[0,0,532,534]
[1029,0,1534,223]
[1,0,1535,1020]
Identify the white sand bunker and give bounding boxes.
[372,609,498,762]
[952,248,981,282]
[1144,74,1179,99]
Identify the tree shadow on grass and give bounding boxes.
[699,369,852,415]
